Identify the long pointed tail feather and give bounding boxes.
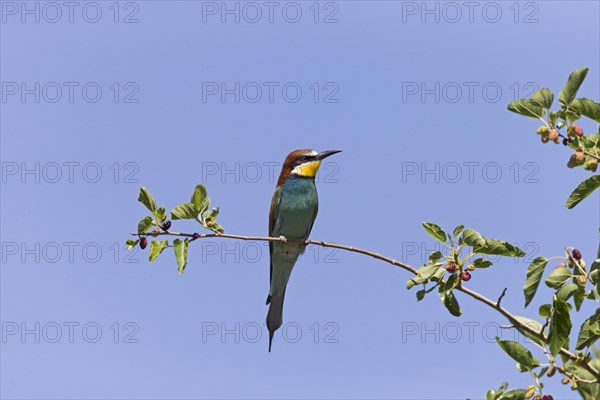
[266,291,285,352]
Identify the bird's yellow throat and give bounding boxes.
[291,160,321,178]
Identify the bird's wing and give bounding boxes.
[305,201,319,238]
[268,186,283,289]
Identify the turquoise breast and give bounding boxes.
[272,176,318,240]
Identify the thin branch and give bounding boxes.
[130,230,600,381]
[496,288,508,307]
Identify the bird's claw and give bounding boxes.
[279,235,287,243]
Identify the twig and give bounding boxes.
[129,230,600,381]
[496,288,508,307]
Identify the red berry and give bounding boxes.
[161,220,172,231]
[572,124,584,137]
[542,395,553,400]
[572,249,582,260]
[461,271,471,281]
[139,237,148,249]
[446,263,457,273]
[192,232,200,240]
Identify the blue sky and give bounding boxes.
[1,1,599,399]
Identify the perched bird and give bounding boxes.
[266,149,342,351]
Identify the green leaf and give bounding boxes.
[473,239,525,257]
[421,222,446,243]
[452,224,464,238]
[497,389,527,400]
[202,207,224,233]
[191,184,210,212]
[152,206,166,222]
[571,98,600,123]
[149,240,169,262]
[566,175,600,209]
[530,88,554,109]
[495,338,540,369]
[575,310,600,350]
[507,99,545,119]
[137,186,157,212]
[474,258,493,269]
[559,67,589,108]
[459,228,486,247]
[439,288,461,317]
[512,315,545,346]
[407,263,441,288]
[126,239,139,250]
[486,382,508,400]
[545,266,571,289]
[524,257,548,307]
[173,238,189,274]
[171,203,198,220]
[428,251,443,263]
[137,216,154,234]
[556,282,579,301]
[538,304,551,317]
[548,296,572,356]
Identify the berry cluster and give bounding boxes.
[445,263,472,282]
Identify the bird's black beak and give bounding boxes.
[316,149,342,160]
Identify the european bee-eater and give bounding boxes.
[266,149,342,351]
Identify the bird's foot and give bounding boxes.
[278,235,287,243]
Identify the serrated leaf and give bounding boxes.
[459,228,486,247]
[545,266,572,289]
[191,184,209,212]
[538,304,551,317]
[440,288,461,317]
[571,98,600,123]
[171,203,198,220]
[152,206,166,222]
[422,222,446,243]
[202,207,224,233]
[575,310,600,350]
[548,296,572,356]
[559,67,589,108]
[126,239,139,250]
[524,257,548,307]
[496,338,540,369]
[428,250,443,263]
[507,99,545,119]
[498,389,527,400]
[530,88,554,109]
[474,258,493,269]
[512,315,545,346]
[137,216,153,234]
[566,175,600,209]
[452,224,464,238]
[173,238,189,274]
[137,186,157,212]
[474,239,525,257]
[407,263,441,288]
[556,282,579,301]
[149,240,169,262]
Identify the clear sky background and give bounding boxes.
[1,1,599,399]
